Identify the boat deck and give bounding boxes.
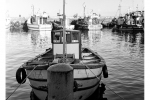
[24,47,105,70]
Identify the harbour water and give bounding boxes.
[6,28,144,100]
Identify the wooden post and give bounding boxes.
[47,63,73,100]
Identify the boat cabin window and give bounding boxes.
[72,32,79,42]
[61,32,71,43]
[66,32,71,43]
[52,31,80,43]
[53,32,61,43]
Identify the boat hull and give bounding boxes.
[112,27,144,32]
[112,24,144,32]
[28,24,52,31]
[22,47,107,100]
[26,67,102,100]
[31,82,99,100]
[88,24,103,30]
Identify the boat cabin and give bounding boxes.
[29,12,49,25]
[117,17,125,25]
[51,29,81,60]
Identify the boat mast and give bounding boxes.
[132,0,134,11]
[83,2,86,18]
[31,5,34,16]
[118,0,122,17]
[119,4,121,17]
[63,0,66,63]
[136,4,138,11]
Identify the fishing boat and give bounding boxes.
[112,11,144,32]
[70,18,89,30]
[16,29,108,100]
[15,1,108,100]
[88,13,103,30]
[27,12,53,31]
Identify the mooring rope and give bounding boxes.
[103,81,126,100]
[80,61,126,100]
[6,65,38,100]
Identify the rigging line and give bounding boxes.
[81,61,100,80]
[80,61,126,100]
[6,65,38,100]
[102,80,126,100]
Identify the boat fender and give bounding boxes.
[73,80,78,92]
[16,68,27,84]
[102,65,108,78]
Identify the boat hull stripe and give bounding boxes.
[30,80,100,92]
[24,63,105,70]
[27,71,102,82]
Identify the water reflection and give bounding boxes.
[112,31,144,44]
[81,30,103,47]
[81,30,89,40]
[30,31,52,49]
[6,28,144,100]
[111,31,144,59]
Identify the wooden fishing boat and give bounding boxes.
[16,29,108,100]
[88,14,103,30]
[16,1,108,100]
[27,24,52,31]
[70,18,89,30]
[27,12,53,31]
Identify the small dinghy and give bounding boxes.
[16,29,108,100]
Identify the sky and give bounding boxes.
[5,0,144,18]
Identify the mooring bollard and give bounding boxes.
[47,63,73,100]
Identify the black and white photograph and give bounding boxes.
[4,0,147,100]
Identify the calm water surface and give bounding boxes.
[6,28,144,100]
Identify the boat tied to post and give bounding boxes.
[15,29,108,100]
[15,0,108,100]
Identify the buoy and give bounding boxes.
[102,65,108,78]
[47,63,73,100]
[16,68,27,84]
